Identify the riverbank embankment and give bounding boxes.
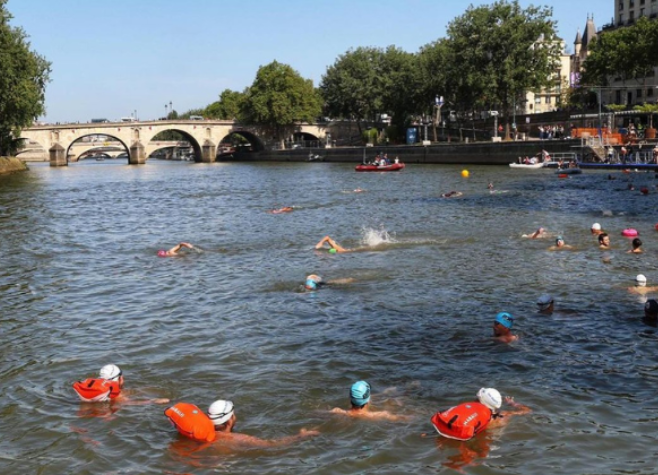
[227,139,581,165]
[0,157,28,175]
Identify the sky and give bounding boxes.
[7,0,613,124]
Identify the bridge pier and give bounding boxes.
[201,140,217,163]
[49,143,67,167]
[129,141,146,165]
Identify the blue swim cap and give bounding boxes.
[305,279,317,290]
[350,381,371,407]
[495,312,514,329]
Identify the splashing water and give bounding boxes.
[360,226,397,247]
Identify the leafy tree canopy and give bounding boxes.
[0,0,51,155]
[205,89,246,120]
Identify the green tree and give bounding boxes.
[0,0,51,155]
[320,47,387,131]
[581,17,658,96]
[444,0,560,138]
[634,103,658,129]
[241,61,321,147]
[206,89,245,120]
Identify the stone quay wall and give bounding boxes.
[227,140,582,165]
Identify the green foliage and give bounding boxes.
[178,108,205,119]
[444,0,560,124]
[362,128,379,145]
[167,110,179,120]
[582,17,658,87]
[241,60,322,127]
[633,103,658,128]
[205,89,246,120]
[606,104,626,112]
[0,0,51,155]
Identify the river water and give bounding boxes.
[2,160,658,474]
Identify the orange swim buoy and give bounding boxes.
[73,378,121,402]
[558,174,568,179]
[165,402,216,442]
[430,402,493,441]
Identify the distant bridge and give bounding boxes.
[19,119,330,166]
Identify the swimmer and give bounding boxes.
[353,188,365,193]
[487,182,494,191]
[269,206,294,214]
[548,236,573,251]
[591,223,603,236]
[73,364,169,405]
[522,227,546,239]
[314,235,351,253]
[303,274,355,291]
[166,399,319,448]
[493,312,518,343]
[537,294,554,314]
[628,237,643,254]
[598,233,611,249]
[628,274,658,295]
[157,242,194,257]
[331,381,408,422]
[442,191,463,198]
[427,388,531,441]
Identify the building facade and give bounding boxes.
[615,0,658,27]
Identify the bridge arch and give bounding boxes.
[66,134,131,163]
[142,128,202,162]
[219,130,266,153]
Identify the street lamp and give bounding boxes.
[169,101,173,118]
[433,95,444,142]
[164,104,168,119]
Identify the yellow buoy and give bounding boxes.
[461,169,470,178]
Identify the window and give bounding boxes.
[637,89,642,98]
[619,14,624,24]
[648,88,654,97]
[630,0,635,7]
[619,0,624,9]
[641,0,645,4]
[630,10,635,19]
[616,90,622,103]
[640,8,645,15]
[545,96,551,104]
[535,96,541,104]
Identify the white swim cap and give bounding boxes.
[99,364,122,381]
[591,223,601,231]
[208,400,234,426]
[636,274,647,286]
[537,294,554,310]
[477,388,502,412]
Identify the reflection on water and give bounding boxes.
[1,161,658,474]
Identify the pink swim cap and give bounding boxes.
[157,250,167,257]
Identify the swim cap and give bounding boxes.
[157,250,167,257]
[556,236,564,244]
[477,388,502,412]
[305,279,317,290]
[495,312,514,329]
[329,248,337,254]
[99,364,122,381]
[208,400,234,426]
[645,299,658,316]
[636,274,647,286]
[350,381,371,407]
[591,223,601,231]
[537,294,553,310]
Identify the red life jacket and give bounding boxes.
[165,403,217,443]
[73,378,121,402]
[431,402,493,441]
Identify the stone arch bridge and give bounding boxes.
[19,120,328,166]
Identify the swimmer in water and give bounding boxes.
[522,227,546,239]
[598,233,611,250]
[628,237,643,254]
[157,242,194,257]
[493,312,518,343]
[208,400,319,448]
[331,381,408,422]
[628,274,658,295]
[644,299,658,324]
[269,207,294,214]
[73,364,169,405]
[591,223,603,236]
[314,235,351,253]
[487,182,494,191]
[441,191,463,198]
[548,236,573,251]
[303,274,355,291]
[536,294,554,315]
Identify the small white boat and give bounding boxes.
[509,162,545,169]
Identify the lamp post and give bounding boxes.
[164,104,168,119]
[169,101,173,118]
[433,95,444,142]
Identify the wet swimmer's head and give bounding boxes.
[495,312,514,329]
[537,294,554,312]
[328,248,337,254]
[100,364,122,382]
[350,381,371,408]
[636,274,647,287]
[157,250,167,257]
[305,274,322,290]
[645,299,658,319]
[591,223,602,234]
[477,387,502,413]
[208,399,235,427]
[555,236,565,247]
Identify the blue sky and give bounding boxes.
[7,0,612,123]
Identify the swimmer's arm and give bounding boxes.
[503,397,532,416]
[113,394,170,406]
[180,242,194,249]
[229,429,319,448]
[314,236,330,249]
[326,277,355,285]
[368,410,411,422]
